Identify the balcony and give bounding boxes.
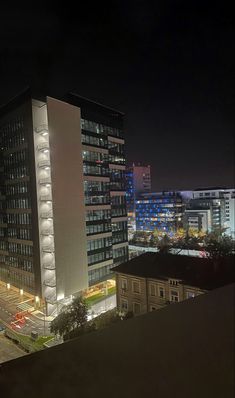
[40,210,53,218]
[44,278,56,287]
[38,159,50,168]
[40,194,52,201]
[35,124,48,134]
[42,243,55,253]
[39,176,51,184]
[43,262,56,270]
[37,141,49,151]
[45,293,57,304]
[41,228,54,236]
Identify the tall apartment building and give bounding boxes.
[0,90,128,314]
[126,164,151,231]
[135,191,184,233]
[184,187,235,237]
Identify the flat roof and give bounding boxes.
[1,283,234,398]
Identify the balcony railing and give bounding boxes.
[41,228,54,236]
[38,159,50,168]
[44,278,56,287]
[40,194,52,201]
[35,124,48,134]
[39,176,51,184]
[40,210,53,218]
[42,243,55,253]
[37,141,49,151]
[45,293,57,304]
[43,262,56,270]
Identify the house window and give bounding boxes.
[121,299,128,311]
[132,280,140,293]
[158,286,165,298]
[133,302,141,314]
[170,290,179,302]
[170,280,179,286]
[187,291,195,299]
[121,278,127,293]
[150,283,156,296]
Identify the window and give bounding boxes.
[121,278,127,292]
[133,302,141,314]
[158,286,165,298]
[170,290,179,302]
[150,283,156,296]
[121,299,128,311]
[187,291,195,299]
[169,279,179,286]
[132,280,140,293]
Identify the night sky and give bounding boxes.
[0,1,234,191]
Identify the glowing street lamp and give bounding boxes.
[6,283,10,290]
[20,289,23,296]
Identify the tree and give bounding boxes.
[50,311,73,337]
[157,234,172,253]
[50,296,88,338]
[204,234,234,259]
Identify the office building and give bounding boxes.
[184,187,235,237]
[0,89,128,314]
[135,191,183,233]
[126,164,151,231]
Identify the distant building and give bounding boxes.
[126,164,151,231]
[135,191,184,233]
[184,187,235,237]
[114,252,235,315]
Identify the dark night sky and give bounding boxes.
[0,1,234,190]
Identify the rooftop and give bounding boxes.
[0,283,234,398]
[113,252,235,290]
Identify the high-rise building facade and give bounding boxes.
[126,164,151,231]
[135,191,183,233]
[0,90,128,313]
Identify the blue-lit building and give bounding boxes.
[126,164,151,231]
[136,192,184,233]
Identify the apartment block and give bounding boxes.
[114,252,234,315]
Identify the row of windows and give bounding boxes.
[6,198,31,209]
[84,180,110,194]
[88,264,112,284]
[86,223,111,235]
[7,228,32,240]
[109,154,125,165]
[85,194,110,205]
[8,242,33,256]
[87,237,112,252]
[5,165,29,180]
[82,150,108,163]
[86,209,111,222]
[83,164,109,177]
[7,256,34,272]
[112,221,127,232]
[111,195,126,206]
[110,181,126,191]
[4,270,34,290]
[3,150,27,166]
[112,231,128,244]
[81,119,123,138]
[108,142,124,154]
[1,133,26,151]
[5,182,29,195]
[88,250,112,266]
[113,246,128,259]
[111,207,127,217]
[6,213,32,225]
[82,133,108,148]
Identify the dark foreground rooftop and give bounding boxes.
[0,283,234,398]
[113,252,235,290]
